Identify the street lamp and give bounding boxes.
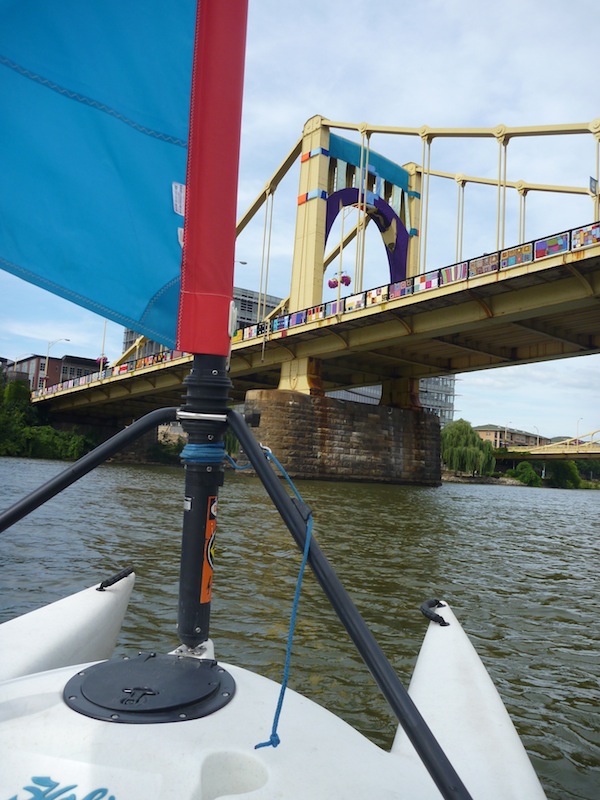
[576,418,583,451]
[45,338,70,388]
[533,425,539,447]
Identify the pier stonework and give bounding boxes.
[242,389,441,485]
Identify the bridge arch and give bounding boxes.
[325,187,409,284]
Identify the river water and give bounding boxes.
[0,457,598,799]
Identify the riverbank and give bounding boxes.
[442,471,523,486]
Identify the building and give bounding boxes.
[473,424,551,449]
[329,375,456,425]
[418,376,456,426]
[233,286,281,327]
[122,285,282,356]
[3,354,99,390]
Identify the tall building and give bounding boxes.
[122,286,282,355]
[233,287,281,327]
[418,376,456,426]
[328,375,456,425]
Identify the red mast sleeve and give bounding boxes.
[176,0,248,355]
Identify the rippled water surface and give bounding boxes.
[1,457,598,799]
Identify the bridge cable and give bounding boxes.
[421,137,432,273]
[358,133,372,292]
[355,130,366,290]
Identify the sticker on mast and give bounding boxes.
[200,496,217,603]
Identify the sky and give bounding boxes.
[1,0,598,440]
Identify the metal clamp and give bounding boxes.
[177,411,228,422]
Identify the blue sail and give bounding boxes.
[0,0,195,348]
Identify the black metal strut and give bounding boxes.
[0,406,178,534]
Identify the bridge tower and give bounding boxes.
[278,115,330,394]
[246,117,440,485]
[279,115,423,409]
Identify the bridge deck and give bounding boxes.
[33,240,600,422]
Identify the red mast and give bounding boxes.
[177,0,249,356]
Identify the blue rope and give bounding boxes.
[182,439,312,746]
[224,453,254,471]
[255,449,312,750]
[180,442,225,464]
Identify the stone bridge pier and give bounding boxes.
[242,387,441,486]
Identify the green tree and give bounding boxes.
[441,419,496,476]
[4,377,38,423]
[0,369,92,460]
[506,461,542,487]
[575,459,600,481]
[0,372,26,455]
[547,460,581,489]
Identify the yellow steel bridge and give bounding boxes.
[31,117,600,424]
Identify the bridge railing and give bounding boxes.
[32,348,189,398]
[233,219,600,344]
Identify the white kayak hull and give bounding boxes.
[392,602,546,798]
[0,571,135,682]
[0,599,546,799]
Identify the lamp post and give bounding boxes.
[533,425,539,447]
[576,418,583,452]
[97,320,108,383]
[503,421,512,448]
[45,338,70,389]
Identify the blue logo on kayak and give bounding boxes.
[7,775,116,800]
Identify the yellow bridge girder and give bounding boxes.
[33,241,600,422]
[501,429,600,460]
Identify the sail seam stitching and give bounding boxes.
[0,54,187,147]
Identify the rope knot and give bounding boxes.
[254,733,280,750]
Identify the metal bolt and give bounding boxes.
[195,627,201,633]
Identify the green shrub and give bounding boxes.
[506,461,542,487]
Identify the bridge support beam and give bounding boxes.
[278,356,323,395]
[380,377,422,410]
[242,389,440,485]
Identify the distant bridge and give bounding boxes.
[499,430,600,460]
